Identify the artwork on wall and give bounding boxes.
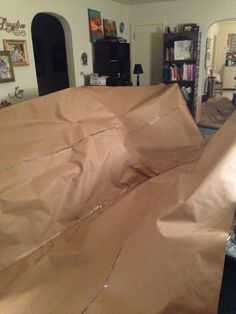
[88,9,103,43]
[0,17,26,36]
[3,39,29,66]
[119,22,125,34]
[8,86,24,99]
[81,52,88,66]
[0,86,24,109]
[103,19,117,38]
[0,51,15,83]
[0,99,12,109]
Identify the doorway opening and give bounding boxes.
[205,19,236,100]
[31,13,70,96]
[131,23,163,86]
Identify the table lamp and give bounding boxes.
[133,64,144,86]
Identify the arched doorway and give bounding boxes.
[31,13,70,96]
[205,19,236,98]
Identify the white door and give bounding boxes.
[131,23,164,86]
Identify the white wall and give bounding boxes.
[208,23,219,40]
[0,0,130,103]
[205,23,219,76]
[129,0,236,97]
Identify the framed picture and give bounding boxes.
[3,39,29,66]
[0,51,15,83]
[103,19,117,38]
[88,9,104,43]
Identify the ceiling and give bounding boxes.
[113,0,178,5]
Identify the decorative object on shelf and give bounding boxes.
[81,52,88,66]
[88,9,103,43]
[89,73,107,86]
[8,86,24,99]
[174,40,193,60]
[117,37,127,43]
[119,22,124,33]
[183,23,199,32]
[0,51,15,83]
[103,19,117,38]
[133,63,144,86]
[3,39,29,66]
[0,17,26,36]
[181,86,192,102]
[173,26,179,33]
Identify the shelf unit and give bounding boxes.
[93,40,131,86]
[163,31,201,117]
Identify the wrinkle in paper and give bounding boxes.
[0,84,235,314]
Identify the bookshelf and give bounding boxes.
[163,31,201,117]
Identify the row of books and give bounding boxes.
[163,63,196,82]
[165,47,175,61]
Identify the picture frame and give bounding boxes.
[0,51,15,83]
[3,39,29,66]
[103,19,117,38]
[183,24,194,32]
[88,9,104,43]
[183,24,199,32]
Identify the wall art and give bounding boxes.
[3,39,29,66]
[0,99,12,109]
[103,19,117,38]
[0,17,26,36]
[0,51,15,83]
[8,86,24,99]
[88,9,103,43]
[119,22,125,33]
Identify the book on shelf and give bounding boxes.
[165,47,174,61]
[163,63,195,82]
[182,63,195,81]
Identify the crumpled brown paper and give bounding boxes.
[0,84,234,313]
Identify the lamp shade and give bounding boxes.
[133,64,144,74]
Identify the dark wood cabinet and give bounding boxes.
[163,31,201,116]
[93,41,131,86]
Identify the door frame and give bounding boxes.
[31,12,76,94]
[130,22,164,85]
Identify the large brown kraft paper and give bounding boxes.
[0,83,235,313]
